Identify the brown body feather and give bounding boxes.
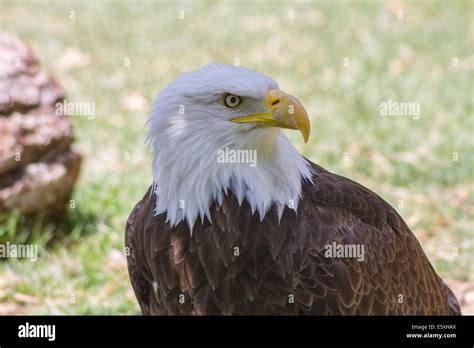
[125,161,461,315]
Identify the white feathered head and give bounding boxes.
[147,63,313,232]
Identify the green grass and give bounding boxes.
[0,0,472,314]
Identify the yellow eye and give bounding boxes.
[224,94,242,108]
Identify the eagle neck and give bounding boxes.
[151,128,314,233]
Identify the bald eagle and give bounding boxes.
[125,63,461,315]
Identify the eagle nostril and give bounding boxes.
[271,99,280,106]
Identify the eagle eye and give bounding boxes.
[224,94,242,108]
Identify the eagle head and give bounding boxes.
[147,63,314,232]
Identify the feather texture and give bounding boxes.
[125,160,461,315]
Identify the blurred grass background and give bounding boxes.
[0,0,472,314]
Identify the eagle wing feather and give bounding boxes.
[125,161,461,315]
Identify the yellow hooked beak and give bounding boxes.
[231,89,310,143]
